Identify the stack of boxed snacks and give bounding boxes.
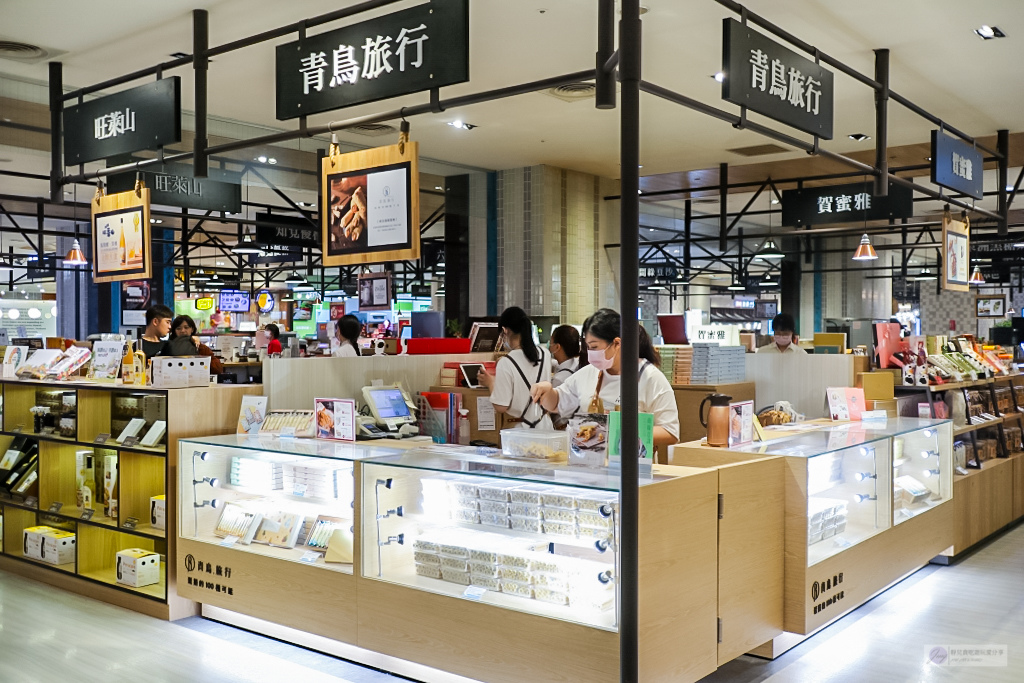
[656,346,693,385]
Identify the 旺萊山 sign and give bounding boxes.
[275,0,468,120]
[108,161,241,213]
[722,18,834,139]
[781,181,913,227]
[931,130,984,201]
[64,78,181,165]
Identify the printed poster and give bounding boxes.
[95,208,146,276]
[325,162,412,256]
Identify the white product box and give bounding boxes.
[186,357,211,387]
[116,548,161,587]
[41,530,76,565]
[22,525,56,560]
[150,357,190,388]
[150,495,166,531]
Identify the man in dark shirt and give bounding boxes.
[140,305,173,359]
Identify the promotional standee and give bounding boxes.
[91,183,152,284]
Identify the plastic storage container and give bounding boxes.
[500,430,570,461]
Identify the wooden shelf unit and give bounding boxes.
[0,378,260,620]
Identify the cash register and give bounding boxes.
[360,385,419,438]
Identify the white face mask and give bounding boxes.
[588,346,614,371]
[775,334,793,348]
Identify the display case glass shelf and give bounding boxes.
[360,446,659,631]
[180,434,402,574]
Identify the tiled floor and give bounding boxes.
[0,522,1021,683]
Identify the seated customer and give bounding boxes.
[757,312,807,354]
[165,315,223,374]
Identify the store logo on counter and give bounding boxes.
[185,553,235,596]
[811,571,845,614]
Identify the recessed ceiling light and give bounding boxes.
[170,52,189,59]
[434,186,443,190]
[268,158,277,165]
[256,155,268,163]
[848,133,871,141]
[974,25,1005,40]
[150,218,162,224]
[447,120,477,130]
[771,198,780,205]
[1005,185,1015,192]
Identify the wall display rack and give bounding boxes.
[0,378,260,620]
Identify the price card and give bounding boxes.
[122,516,139,530]
[220,535,240,547]
[94,433,111,445]
[80,509,95,521]
[279,426,297,439]
[48,502,63,513]
[300,550,320,563]
[122,436,140,448]
[11,424,23,433]
[463,586,487,600]
[24,496,38,508]
[293,483,307,497]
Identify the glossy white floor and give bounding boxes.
[0,522,1020,683]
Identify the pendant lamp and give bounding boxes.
[63,239,88,266]
[969,266,985,285]
[757,239,784,260]
[852,234,878,261]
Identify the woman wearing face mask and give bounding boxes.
[478,306,552,429]
[332,315,362,358]
[756,312,806,354]
[531,308,679,448]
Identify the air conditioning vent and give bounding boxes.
[727,143,789,157]
[0,39,63,64]
[348,123,397,137]
[542,82,598,103]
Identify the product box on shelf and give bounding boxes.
[150,495,166,531]
[22,525,57,560]
[40,530,76,565]
[116,548,161,587]
[150,358,191,388]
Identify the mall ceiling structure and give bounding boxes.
[0,0,1022,293]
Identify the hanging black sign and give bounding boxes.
[63,78,181,165]
[26,254,57,280]
[275,0,469,120]
[107,161,241,213]
[722,18,834,139]
[410,284,432,297]
[781,181,913,227]
[255,213,321,248]
[931,130,984,201]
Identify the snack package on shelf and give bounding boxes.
[15,349,64,379]
[47,346,92,380]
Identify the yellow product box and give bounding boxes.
[858,371,896,401]
[116,548,160,587]
[41,530,76,565]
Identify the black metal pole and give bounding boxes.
[719,163,729,253]
[997,129,1009,236]
[684,198,692,281]
[48,61,63,203]
[193,9,209,178]
[619,1,641,681]
[873,49,889,197]
[595,0,616,110]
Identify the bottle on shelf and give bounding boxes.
[122,340,137,385]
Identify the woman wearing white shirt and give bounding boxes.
[478,306,552,429]
[532,308,679,448]
[549,324,581,388]
[332,315,361,358]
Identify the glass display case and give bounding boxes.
[730,418,952,566]
[180,434,401,573]
[359,445,668,631]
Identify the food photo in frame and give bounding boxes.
[976,294,1006,318]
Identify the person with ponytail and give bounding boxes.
[531,308,679,447]
[332,315,362,358]
[478,306,552,429]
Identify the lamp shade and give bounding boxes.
[852,234,878,261]
[63,240,88,266]
[757,239,784,260]
[969,266,985,285]
[759,271,778,287]
[285,271,305,285]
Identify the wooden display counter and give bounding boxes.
[671,418,953,655]
[175,436,786,683]
[0,379,260,620]
[935,456,1017,561]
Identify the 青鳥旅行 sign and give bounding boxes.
[275,0,468,119]
[722,18,834,139]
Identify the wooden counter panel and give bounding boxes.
[177,538,358,644]
[638,470,719,683]
[1013,454,1024,521]
[716,458,784,665]
[950,458,1015,554]
[356,577,616,683]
